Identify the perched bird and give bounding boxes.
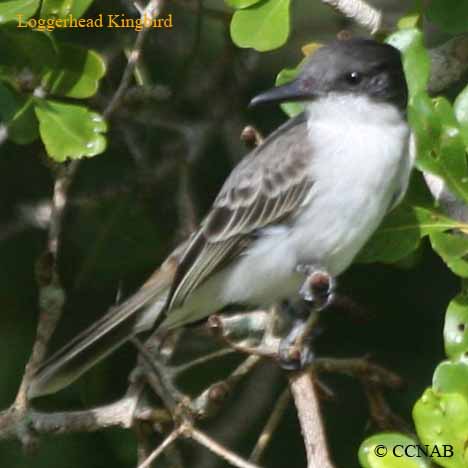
[28,38,413,398]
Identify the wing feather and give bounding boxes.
[167,113,314,310]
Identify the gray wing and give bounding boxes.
[167,113,314,310]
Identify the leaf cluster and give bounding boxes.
[0,0,106,161]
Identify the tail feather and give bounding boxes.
[28,255,177,399]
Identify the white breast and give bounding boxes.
[295,94,411,275]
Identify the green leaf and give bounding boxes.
[358,204,463,264]
[0,27,57,79]
[225,0,262,9]
[6,94,39,144]
[454,84,468,149]
[40,0,94,19]
[426,0,468,34]
[413,388,468,468]
[444,292,468,361]
[45,44,106,98]
[68,0,93,17]
[392,245,424,270]
[430,232,468,278]
[433,98,468,196]
[433,98,468,203]
[70,0,94,18]
[397,13,420,30]
[275,66,304,117]
[230,0,290,52]
[0,82,19,122]
[433,361,468,400]
[409,92,441,171]
[410,94,468,204]
[359,433,430,468]
[386,29,430,98]
[34,99,107,161]
[0,0,39,24]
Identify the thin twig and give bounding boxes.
[131,337,188,413]
[189,426,261,468]
[190,355,262,418]
[362,382,410,432]
[104,0,165,117]
[313,357,403,389]
[250,387,290,463]
[137,428,181,468]
[173,348,236,374]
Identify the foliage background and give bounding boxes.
[0,0,467,467]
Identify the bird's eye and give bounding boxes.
[345,71,362,85]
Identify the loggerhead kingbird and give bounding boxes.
[28,38,413,398]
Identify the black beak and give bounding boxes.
[249,78,318,107]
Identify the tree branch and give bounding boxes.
[0,391,145,441]
[188,426,261,468]
[321,0,385,34]
[0,162,76,451]
[104,0,165,117]
[289,371,334,468]
[137,428,181,468]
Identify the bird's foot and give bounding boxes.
[296,265,336,310]
[278,318,314,371]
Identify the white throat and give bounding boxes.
[305,93,405,127]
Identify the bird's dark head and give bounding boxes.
[250,38,408,111]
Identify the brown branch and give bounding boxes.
[104,0,165,118]
[190,355,262,418]
[137,428,181,468]
[288,371,334,468]
[209,307,334,467]
[131,337,188,414]
[188,426,261,468]
[0,162,76,450]
[0,391,144,442]
[363,382,410,432]
[320,0,385,34]
[173,348,236,374]
[313,356,408,432]
[313,357,404,390]
[138,420,264,468]
[30,164,75,368]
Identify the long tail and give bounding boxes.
[28,251,179,399]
